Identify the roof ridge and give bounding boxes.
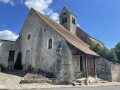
[77,26,104,44]
[33,8,89,47]
[32,8,99,56]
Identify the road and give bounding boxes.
[32,86,120,90]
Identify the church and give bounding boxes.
[0,7,120,84]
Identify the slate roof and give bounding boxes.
[33,8,99,57]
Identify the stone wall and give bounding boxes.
[96,57,112,81]
[0,40,16,67]
[19,8,74,84]
[111,63,120,82]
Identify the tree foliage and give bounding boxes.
[14,52,23,70]
[90,42,118,63]
[114,42,120,63]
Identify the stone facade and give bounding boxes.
[59,7,77,35]
[0,40,16,67]
[0,7,120,84]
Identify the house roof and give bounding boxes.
[33,8,99,57]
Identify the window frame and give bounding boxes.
[48,38,53,49]
[27,34,31,40]
[72,17,75,25]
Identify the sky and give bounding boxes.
[0,0,120,49]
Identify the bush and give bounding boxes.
[25,65,34,73]
[14,52,23,70]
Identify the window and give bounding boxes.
[65,17,67,23]
[62,17,67,24]
[48,39,52,49]
[72,17,75,25]
[27,34,31,40]
[63,10,66,15]
[62,18,64,24]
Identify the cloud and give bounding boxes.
[50,13,59,22]
[0,0,14,6]
[77,24,80,27]
[25,0,59,22]
[0,30,18,41]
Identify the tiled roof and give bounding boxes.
[33,8,99,57]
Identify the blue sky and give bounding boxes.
[0,0,120,49]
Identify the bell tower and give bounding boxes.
[59,6,77,34]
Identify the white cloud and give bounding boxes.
[50,13,59,22]
[0,30,18,41]
[0,0,14,6]
[25,0,59,22]
[77,24,80,27]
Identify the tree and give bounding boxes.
[14,52,23,70]
[107,49,118,63]
[114,42,120,63]
[90,42,118,63]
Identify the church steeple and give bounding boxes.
[59,6,77,34]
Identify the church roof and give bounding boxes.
[76,26,104,45]
[33,8,99,57]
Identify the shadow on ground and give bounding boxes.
[2,70,26,77]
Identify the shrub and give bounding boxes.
[14,52,23,70]
[25,65,34,73]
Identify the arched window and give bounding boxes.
[48,39,52,49]
[27,34,31,40]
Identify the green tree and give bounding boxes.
[114,42,120,63]
[90,42,102,54]
[107,49,118,63]
[90,42,118,63]
[14,52,23,70]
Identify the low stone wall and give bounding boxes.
[96,57,112,81]
[96,57,120,82]
[111,63,120,82]
[20,78,52,84]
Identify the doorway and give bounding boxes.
[8,50,15,69]
[80,56,83,72]
[25,50,31,69]
[8,50,15,62]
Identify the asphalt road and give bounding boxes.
[32,86,120,90]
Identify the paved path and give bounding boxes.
[33,86,120,90]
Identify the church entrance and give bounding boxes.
[25,50,31,69]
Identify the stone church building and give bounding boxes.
[0,7,120,84]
